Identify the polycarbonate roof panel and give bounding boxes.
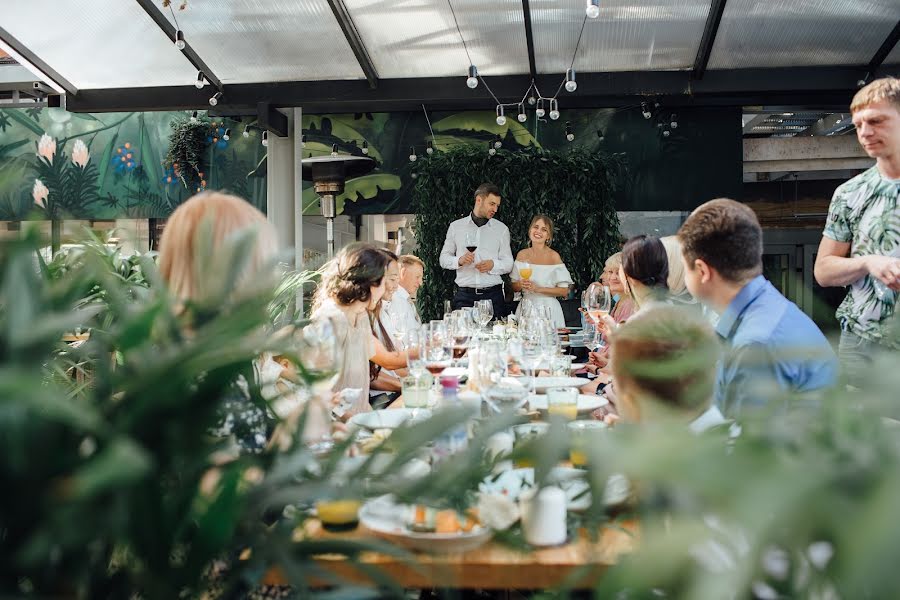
[165,0,364,83]
[344,0,530,78]
[708,0,900,69]
[1,0,199,89]
[886,41,900,66]
[530,0,712,74]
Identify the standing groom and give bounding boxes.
[440,183,513,318]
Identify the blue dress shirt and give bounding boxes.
[715,275,838,417]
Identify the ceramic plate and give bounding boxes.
[359,495,492,553]
[349,408,432,431]
[528,394,608,414]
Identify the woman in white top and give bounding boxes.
[510,215,573,328]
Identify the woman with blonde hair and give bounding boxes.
[158,191,281,453]
[661,235,697,307]
[510,214,573,328]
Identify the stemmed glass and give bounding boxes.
[476,299,493,331]
[404,328,429,414]
[297,317,341,452]
[464,230,478,258]
[584,283,612,325]
[425,321,451,386]
[520,333,543,399]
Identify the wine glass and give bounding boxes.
[476,299,493,330]
[297,317,341,452]
[519,261,533,286]
[465,230,478,258]
[584,283,612,326]
[425,321,450,386]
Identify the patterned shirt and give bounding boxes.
[823,166,900,349]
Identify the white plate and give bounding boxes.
[479,467,591,511]
[521,376,587,392]
[359,495,492,553]
[439,366,467,378]
[349,408,432,431]
[528,394,608,414]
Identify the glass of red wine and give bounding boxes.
[465,231,478,256]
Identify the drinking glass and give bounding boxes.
[584,283,612,326]
[547,387,578,421]
[425,321,450,381]
[519,261,533,283]
[297,317,341,452]
[405,329,427,378]
[476,299,493,329]
[464,230,478,257]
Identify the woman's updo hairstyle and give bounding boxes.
[315,242,391,308]
[621,235,669,290]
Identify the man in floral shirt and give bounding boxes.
[815,77,900,386]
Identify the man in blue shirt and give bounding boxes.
[677,199,838,417]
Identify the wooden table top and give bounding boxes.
[263,518,636,590]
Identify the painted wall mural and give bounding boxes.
[300,106,741,216]
[0,107,266,220]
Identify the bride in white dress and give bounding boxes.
[510,215,573,328]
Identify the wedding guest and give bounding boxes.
[370,250,404,397]
[603,252,637,323]
[510,214,574,328]
[382,254,424,345]
[679,198,837,418]
[440,183,513,318]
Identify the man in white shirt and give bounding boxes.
[439,183,513,318]
[382,254,424,345]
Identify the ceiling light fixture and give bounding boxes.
[586,0,601,19]
[466,65,479,89]
[496,105,506,126]
[175,30,186,51]
[565,69,577,93]
[195,72,206,89]
[208,91,222,106]
[261,131,269,147]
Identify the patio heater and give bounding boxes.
[300,155,375,258]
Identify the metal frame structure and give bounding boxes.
[326,0,379,90]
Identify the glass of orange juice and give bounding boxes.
[519,261,533,282]
[567,420,608,467]
[546,387,578,421]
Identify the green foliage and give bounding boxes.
[411,145,625,320]
[164,118,210,193]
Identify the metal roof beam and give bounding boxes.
[868,19,900,71]
[133,0,224,91]
[326,0,379,90]
[0,26,77,95]
[522,0,537,80]
[692,0,727,80]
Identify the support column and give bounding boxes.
[266,109,296,257]
[292,108,304,314]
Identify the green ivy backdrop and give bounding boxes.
[411,145,625,321]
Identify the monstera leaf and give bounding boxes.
[301,173,400,216]
[304,116,383,161]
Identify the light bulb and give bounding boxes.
[466,65,479,89]
[488,147,496,156]
[175,30,186,50]
[549,110,560,121]
[517,104,527,123]
[496,105,506,126]
[426,141,434,154]
[261,131,269,147]
[409,146,417,162]
[331,143,338,157]
[242,127,249,138]
[300,134,306,148]
[566,132,575,142]
[362,141,369,155]
[223,128,230,141]
[194,72,205,89]
[565,69,577,93]
[596,129,605,141]
[208,92,222,107]
[190,110,198,122]
[549,99,559,120]
[670,114,678,129]
[494,134,502,149]
[586,0,601,19]
[536,99,545,118]
[528,95,537,105]
[662,129,670,137]
[643,111,652,119]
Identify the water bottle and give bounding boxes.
[872,247,900,304]
[431,376,469,466]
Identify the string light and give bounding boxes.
[261,131,269,147]
[242,124,250,138]
[536,98,546,118]
[670,114,678,129]
[208,91,222,106]
[223,128,230,141]
[190,110,198,122]
[362,140,369,155]
[426,140,434,154]
[495,105,506,126]
[494,134,503,149]
[330,143,338,157]
[641,102,652,119]
[466,65,479,89]
[662,129,671,137]
[596,128,605,142]
[586,0,601,19]
[528,95,537,106]
[549,98,560,121]
[565,121,574,142]
[517,103,527,123]
[409,146,417,162]
[175,30,186,50]
[194,72,206,89]
[488,141,496,156]
[565,69,577,93]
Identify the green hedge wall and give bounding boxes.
[411,145,624,321]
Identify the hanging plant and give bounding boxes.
[161,0,188,9]
[164,117,209,193]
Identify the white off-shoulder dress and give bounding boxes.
[510,261,574,328]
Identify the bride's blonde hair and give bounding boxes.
[159,191,277,302]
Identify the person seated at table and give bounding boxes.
[677,198,838,418]
[510,214,574,328]
[369,250,405,402]
[159,191,282,453]
[311,242,393,417]
[606,306,727,432]
[583,252,636,372]
[381,254,424,345]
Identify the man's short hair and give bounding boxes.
[474,183,501,200]
[677,198,763,283]
[851,77,900,114]
[398,254,424,269]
